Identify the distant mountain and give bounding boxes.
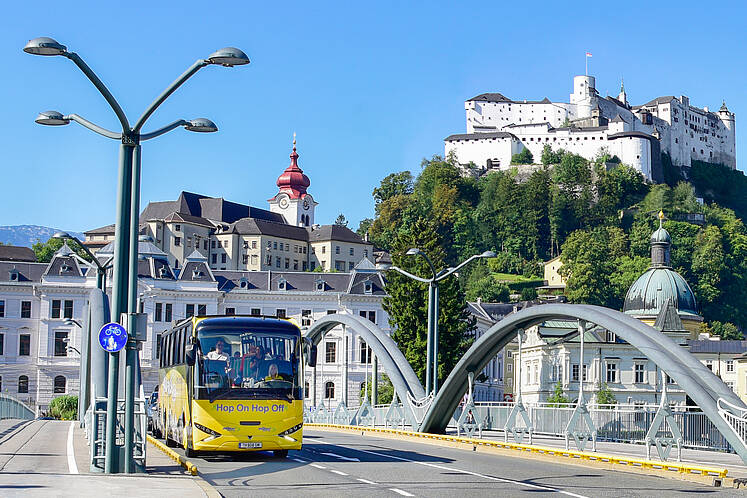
[0,225,84,248]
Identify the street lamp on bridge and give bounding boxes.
[26,37,249,473]
[380,249,496,396]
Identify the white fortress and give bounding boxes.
[445,74,736,180]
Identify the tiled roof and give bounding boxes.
[687,340,747,354]
[230,218,310,240]
[0,246,37,262]
[0,262,47,283]
[307,225,368,245]
[445,132,516,141]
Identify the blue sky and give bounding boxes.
[1,1,744,233]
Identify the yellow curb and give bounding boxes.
[147,435,199,476]
[306,423,730,487]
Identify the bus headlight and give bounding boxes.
[194,422,222,439]
[278,423,303,440]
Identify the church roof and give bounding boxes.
[276,139,310,200]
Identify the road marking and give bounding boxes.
[390,489,414,497]
[67,422,78,475]
[310,463,326,469]
[357,478,378,485]
[332,445,589,498]
[330,469,348,476]
[292,457,308,463]
[321,451,361,462]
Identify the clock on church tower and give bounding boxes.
[269,137,317,227]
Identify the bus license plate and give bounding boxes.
[239,442,262,449]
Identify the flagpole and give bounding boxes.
[585,53,588,76]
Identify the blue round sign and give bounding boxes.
[98,322,128,353]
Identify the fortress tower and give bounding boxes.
[570,75,597,119]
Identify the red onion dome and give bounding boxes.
[276,139,310,199]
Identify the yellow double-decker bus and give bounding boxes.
[154,315,313,458]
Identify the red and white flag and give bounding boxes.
[586,52,592,57]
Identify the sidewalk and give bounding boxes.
[452,428,747,478]
[0,419,218,497]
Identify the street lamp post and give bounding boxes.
[26,37,249,473]
[381,250,496,395]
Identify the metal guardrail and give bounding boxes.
[0,393,35,420]
[90,396,147,471]
[304,401,735,453]
[717,398,747,450]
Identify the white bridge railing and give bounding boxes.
[717,398,747,449]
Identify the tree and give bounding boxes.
[356,218,373,238]
[360,373,394,405]
[541,145,564,166]
[334,214,348,227]
[383,218,475,386]
[520,287,538,301]
[373,171,414,209]
[465,276,510,303]
[32,237,91,263]
[702,321,743,340]
[595,383,617,406]
[547,382,570,406]
[510,148,533,165]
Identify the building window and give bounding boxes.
[19,334,30,356]
[349,247,354,256]
[634,363,646,384]
[301,310,312,327]
[225,307,235,316]
[165,304,173,323]
[605,362,618,383]
[175,224,181,232]
[0,333,4,355]
[326,342,336,363]
[727,360,734,373]
[666,374,676,385]
[349,262,355,271]
[322,246,326,254]
[64,300,73,319]
[359,310,376,324]
[335,246,340,255]
[54,331,68,357]
[325,381,335,399]
[54,375,66,394]
[242,254,248,265]
[21,301,31,319]
[572,364,579,382]
[174,236,181,246]
[155,303,163,322]
[18,375,28,394]
[273,241,278,250]
[327,310,337,315]
[211,254,217,265]
[605,331,616,343]
[0,300,4,317]
[705,360,713,371]
[359,340,371,364]
[51,300,61,318]
[285,258,290,269]
[156,334,162,358]
[276,309,286,319]
[204,240,209,250]
[251,308,261,316]
[252,240,257,249]
[304,381,310,398]
[186,304,195,317]
[275,257,281,268]
[221,253,227,264]
[198,304,206,316]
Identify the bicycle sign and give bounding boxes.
[98,322,128,353]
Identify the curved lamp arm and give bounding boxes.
[414,251,437,280]
[436,254,480,282]
[65,52,130,131]
[140,120,189,141]
[133,60,208,133]
[66,114,122,140]
[387,265,431,284]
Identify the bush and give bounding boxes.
[49,395,78,420]
[595,384,617,407]
[547,382,570,406]
[520,287,538,301]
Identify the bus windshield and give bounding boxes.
[195,327,300,402]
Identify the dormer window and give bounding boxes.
[364,280,373,294]
[316,279,325,292]
[192,268,202,279]
[158,266,169,278]
[175,224,181,232]
[278,278,287,291]
[239,277,249,289]
[60,263,72,274]
[9,269,19,281]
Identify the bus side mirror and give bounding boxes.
[308,345,317,368]
[186,344,196,366]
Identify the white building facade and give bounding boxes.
[445,74,736,180]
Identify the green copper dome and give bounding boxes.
[650,226,671,244]
[623,267,698,317]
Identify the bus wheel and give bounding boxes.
[273,450,288,459]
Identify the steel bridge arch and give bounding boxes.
[419,303,747,462]
[304,314,425,403]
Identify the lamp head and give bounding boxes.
[52,231,72,239]
[207,47,250,67]
[24,37,67,56]
[480,250,497,258]
[184,118,218,133]
[405,248,421,256]
[35,111,70,126]
[376,262,392,271]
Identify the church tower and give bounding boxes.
[618,78,627,106]
[268,135,317,227]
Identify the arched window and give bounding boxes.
[324,381,335,399]
[304,381,310,398]
[54,375,66,394]
[18,375,28,394]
